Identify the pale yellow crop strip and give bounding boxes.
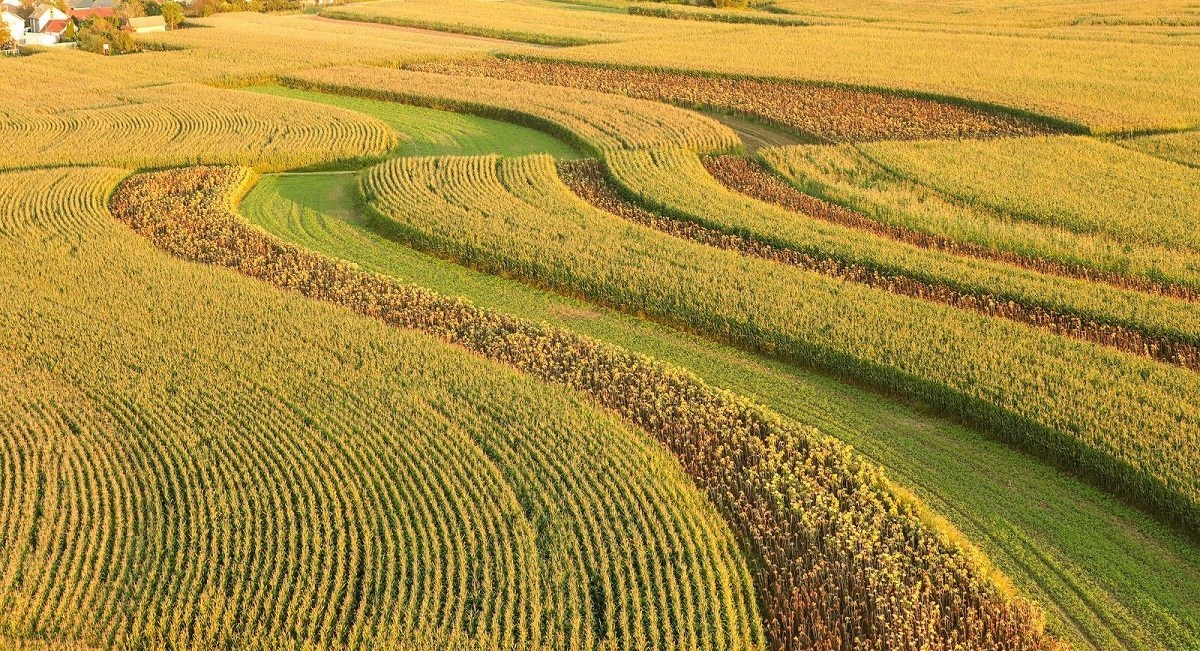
[0,85,396,172]
[856,136,1200,254]
[761,142,1200,295]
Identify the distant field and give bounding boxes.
[247,86,582,160]
[543,23,1200,132]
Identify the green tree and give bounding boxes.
[160,1,183,29]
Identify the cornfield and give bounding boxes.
[601,147,1200,361]
[356,153,1200,534]
[279,66,741,156]
[754,147,1200,300]
[0,84,395,172]
[108,164,1061,651]
[0,167,763,651]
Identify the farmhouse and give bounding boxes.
[23,4,68,45]
[68,4,114,21]
[124,14,164,32]
[1,8,23,44]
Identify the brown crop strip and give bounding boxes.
[560,159,1200,371]
[110,166,1060,651]
[408,56,1064,142]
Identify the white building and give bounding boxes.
[1,8,23,44]
[23,4,67,45]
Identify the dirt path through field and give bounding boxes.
[701,110,818,151]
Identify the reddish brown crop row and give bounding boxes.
[409,56,1057,142]
[111,166,1060,651]
[559,159,1200,370]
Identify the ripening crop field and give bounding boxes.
[3,2,1200,651]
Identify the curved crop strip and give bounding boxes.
[857,137,1200,255]
[357,154,1200,537]
[109,165,1059,651]
[0,167,128,238]
[279,66,740,156]
[316,9,607,47]
[602,148,1200,368]
[759,144,1200,299]
[561,158,1200,370]
[407,56,1060,142]
[1,169,759,650]
[0,84,396,172]
[626,4,816,26]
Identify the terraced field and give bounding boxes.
[244,169,1200,651]
[3,2,1199,651]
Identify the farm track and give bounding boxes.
[561,159,1200,371]
[705,155,1200,303]
[107,166,1059,651]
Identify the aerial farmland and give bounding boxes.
[1,0,1198,649]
